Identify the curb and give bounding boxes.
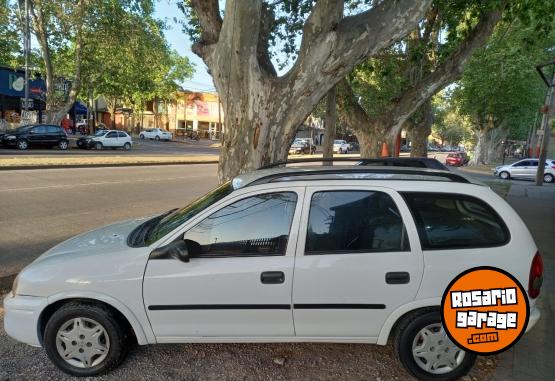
[0,160,219,171]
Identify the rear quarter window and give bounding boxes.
[402,192,510,250]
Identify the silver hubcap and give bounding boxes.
[18,141,27,149]
[501,172,508,179]
[544,175,553,182]
[55,317,110,368]
[412,323,465,375]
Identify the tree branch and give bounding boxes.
[257,3,276,77]
[387,5,505,137]
[190,0,222,57]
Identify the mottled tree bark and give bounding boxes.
[409,101,433,157]
[189,0,433,181]
[322,87,336,165]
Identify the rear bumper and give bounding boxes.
[3,293,47,347]
[526,304,541,333]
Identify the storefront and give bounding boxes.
[0,66,46,130]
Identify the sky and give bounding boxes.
[154,0,216,92]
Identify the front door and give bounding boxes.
[29,125,48,146]
[292,186,423,338]
[103,131,118,147]
[143,189,303,340]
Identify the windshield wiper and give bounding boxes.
[127,209,177,247]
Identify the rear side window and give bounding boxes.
[305,191,409,254]
[402,192,509,250]
[117,131,128,138]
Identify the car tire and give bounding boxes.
[139,134,145,139]
[499,171,510,180]
[155,135,160,141]
[544,173,554,183]
[58,140,69,150]
[123,142,131,151]
[16,139,28,150]
[396,310,476,381]
[43,301,130,377]
[95,142,103,150]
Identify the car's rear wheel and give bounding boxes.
[123,142,131,150]
[139,134,145,139]
[544,173,554,183]
[95,142,103,150]
[16,139,28,150]
[155,135,160,141]
[396,311,476,381]
[499,171,510,180]
[59,140,69,150]
[43,302,129,377]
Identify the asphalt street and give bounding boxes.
[0,137,220,156]
[0,164,218,279]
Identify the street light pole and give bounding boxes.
[534,61,555,186]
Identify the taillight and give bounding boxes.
[528,252,543,299]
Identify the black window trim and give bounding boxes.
[400,191,511,251]
[185,190,299,259]
[304,189,411,256]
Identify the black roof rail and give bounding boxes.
[247,167,471,186]
[258,157,367,169]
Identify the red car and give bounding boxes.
[446,152,469,166]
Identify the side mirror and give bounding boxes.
[149,239,190,262]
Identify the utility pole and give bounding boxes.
[23,0,30,113]
[534,61,555,186]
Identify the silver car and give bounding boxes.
[494,158,555,183]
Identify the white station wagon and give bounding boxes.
[4,165,542,380]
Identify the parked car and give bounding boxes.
[139,128,172,141]
[445,152,469,166]
[1,124,69,150]
[358,157,448,170]
[4,165,542,380]
[77,130,132,150]
[400,145,411,152]
[494,158,555,183]
[333,139,349,154]
[289,139,316,155]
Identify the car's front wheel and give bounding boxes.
[396,311,476,381]
[544,173,554,183]
[154,135,160,141]
[16,139,28,150]
[499,171,510,180]
[95,142,103,150]
[139,134,145,139]
[43,302,129,377]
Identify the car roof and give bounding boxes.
[357,157,447,170]
[231,165,482,190]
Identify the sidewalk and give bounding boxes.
[492,182,555,380]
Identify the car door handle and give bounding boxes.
[261,271,285,284]
[385,272,410,284]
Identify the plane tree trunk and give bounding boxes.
[189,0,433,181]
[409,100,433,157]
[322,87,336,164]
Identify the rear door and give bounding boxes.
[292,186,423,338]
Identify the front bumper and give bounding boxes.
[3,293,48,347]
[76,139,95,149]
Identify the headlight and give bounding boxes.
[6,135,16,140]
[10,274,20,297]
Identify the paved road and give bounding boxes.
[0,164,218,279]
[0,138,220,157]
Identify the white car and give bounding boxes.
[4,165,542,379]
[85,130,132,150]
[494,158,555,183]
[333,139,349,154]
[139,128,172,141]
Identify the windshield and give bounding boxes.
[94,130,106,136]
[144,181,233,245]
[334,140,344,144]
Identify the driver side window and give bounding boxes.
[184,192,297,257]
